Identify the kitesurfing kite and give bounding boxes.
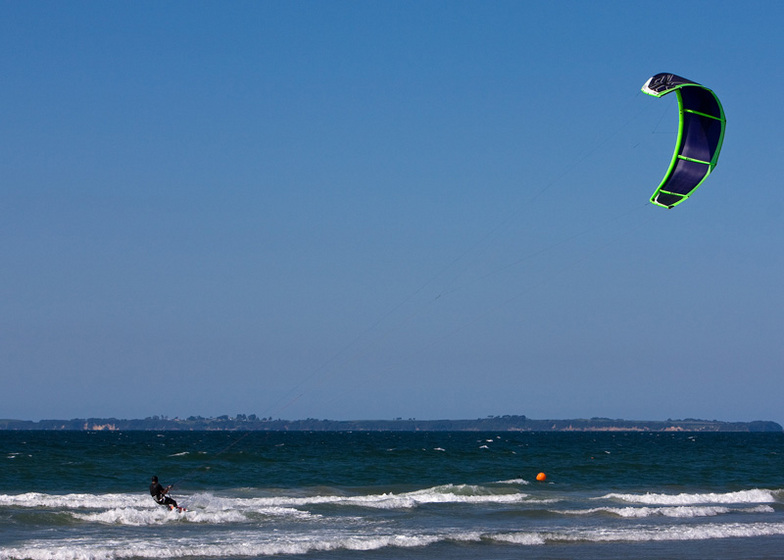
[642,73,726,208]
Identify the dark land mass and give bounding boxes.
[0,415,781,432]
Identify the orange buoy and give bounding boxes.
[536,472,546,482]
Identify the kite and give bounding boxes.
[642,73,726,208]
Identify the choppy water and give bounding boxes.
[2,431,783,559]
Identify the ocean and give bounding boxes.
[1,430,783,559]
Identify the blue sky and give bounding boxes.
[2,1,782,424]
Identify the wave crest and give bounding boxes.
[599,489,778,506]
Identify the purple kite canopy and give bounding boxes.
[642,73,726,209]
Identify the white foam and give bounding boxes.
[71,506,247,526]
[4,520,784,560]
[0,492,149,509]
[0,491,319,528]
[485,522,784,546]
[558,522,784,543]
[239,488,530,510]
[557,504,774,519]
[491,532,547,545]
[0,531,453,560]
[495,478,530,485]
[0,485,541,517]
[195,484,533,511]
[2,486,527,524]
[600,489,777,506]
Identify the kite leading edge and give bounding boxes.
[642,73,726,209]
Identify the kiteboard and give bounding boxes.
[169,505,187,513]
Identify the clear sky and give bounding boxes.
[2,1,782,424]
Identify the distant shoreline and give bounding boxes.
[1,415,781,432]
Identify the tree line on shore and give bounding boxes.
[0,415,780,432]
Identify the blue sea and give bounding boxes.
[2,431,784,559]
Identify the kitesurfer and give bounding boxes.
[150,475,179,509]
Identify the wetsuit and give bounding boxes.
[150,481,178,508]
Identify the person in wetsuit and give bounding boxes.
[150,475,178,509]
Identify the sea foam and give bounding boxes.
[599,488,778,505]
[556,504,774,519]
